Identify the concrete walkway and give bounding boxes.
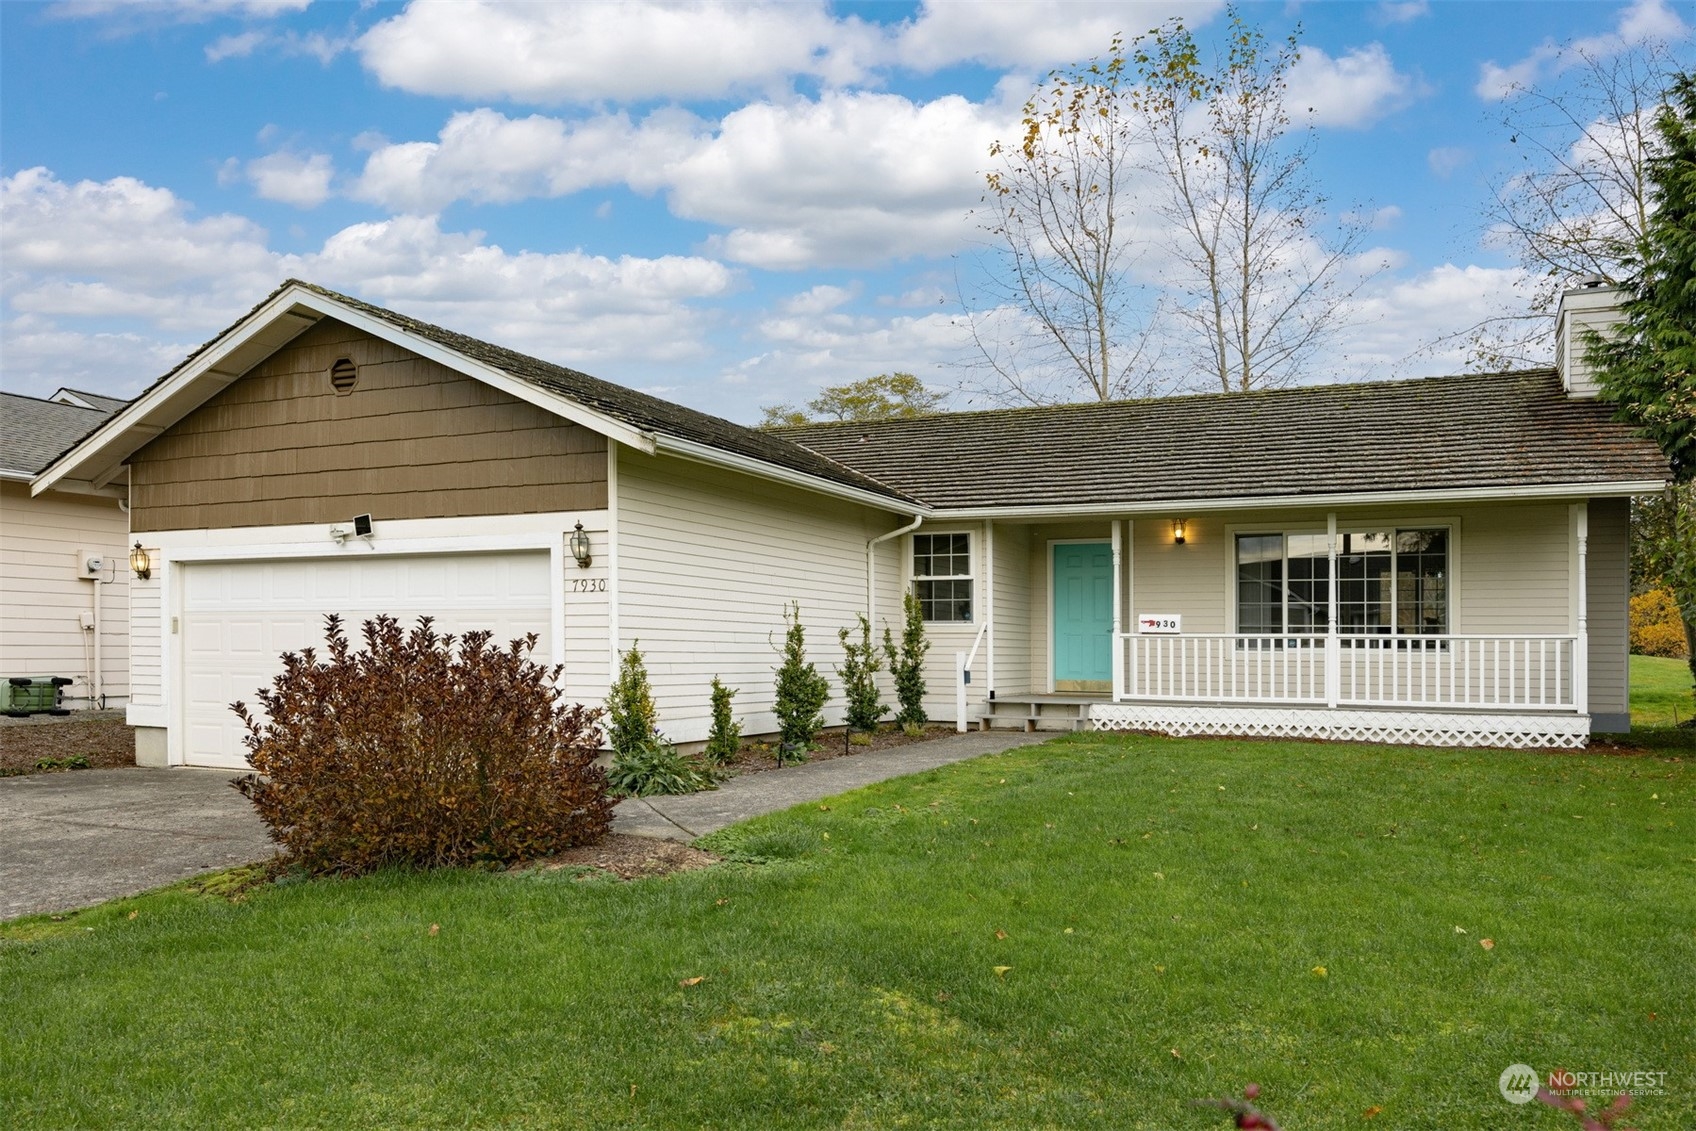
[0,768,273,920]
[612,729,1055,841]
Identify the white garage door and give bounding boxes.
[180,552,552,769]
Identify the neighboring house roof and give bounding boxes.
[35,279,917,508]
[1,392,123,480]
[777,371,1671,510]
[49,388,128,413]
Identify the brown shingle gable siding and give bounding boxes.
[777,371,1669,509]
[128,319,607,532]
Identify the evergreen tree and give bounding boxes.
[837,614,886,732]
[1589,72,1696,696]
[882,591,931,730]
[773,603,829,760]
[703,677,743,765]
[606,641,659,756]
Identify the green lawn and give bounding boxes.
[1631,653,1696,728]
[3,735,1691,1129]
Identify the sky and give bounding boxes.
[2,0,1692,423]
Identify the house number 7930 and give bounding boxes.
[571,578,607,593]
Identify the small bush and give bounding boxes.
[33,755,89,772]
[773,602,829,756]
[606,739,719,797]
[703,677,743,765]
[233,614,611,875]
[607,641,661,755]
[883,590,931,728]
[837,614,886,732]
[1631,587,1690,658]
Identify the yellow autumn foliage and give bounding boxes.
[1630,587,1689,658]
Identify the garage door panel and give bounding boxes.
[179,553,552,769]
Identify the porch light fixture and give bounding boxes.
[1172,519,1187,546]
[129,542,151,580]
[570,522,593,568]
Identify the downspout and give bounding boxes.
[867,514,924,628]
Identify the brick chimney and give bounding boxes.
[1554,277,1627,398]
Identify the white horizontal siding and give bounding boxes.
[0,482,131,707]
[617,449,915,742]
[991,521,1033,698]
[129,563,162,709]
[1586,497,1630,721]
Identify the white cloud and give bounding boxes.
[350,108,703,214]
[668,91,1012,269]
[50,0,311,20]
[1287,43,1423,128]
[1427,146,1471,178]
[245,150,334,207]
[730,305,971,409]
[356,0,881,105]
[0,168,737,399]
[1477,0,1689,100]
[893,1,1220,71]
[1332,263,1536,376]
[1342,205,1404,232]
[1373,1,1429,25]
[206,28,349,64]
[779,284,858,316]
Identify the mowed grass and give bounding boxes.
[1630,653,1695,728]
[3,736,1692,1129]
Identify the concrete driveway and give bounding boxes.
[0,768,273,920]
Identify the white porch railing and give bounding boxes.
[1119,633,1580,712]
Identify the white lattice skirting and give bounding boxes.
[1088,704,1591,749]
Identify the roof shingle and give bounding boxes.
[776,371,1669,509]
[2,393,123,478]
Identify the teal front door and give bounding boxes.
[1053,542,1113,691]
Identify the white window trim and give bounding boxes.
[1224,518,1460,636]
[910,529,976,625]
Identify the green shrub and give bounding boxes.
[883,590,930,728]
[837,614,886,732]
[232,614,611,875]
[33,755,90,772]
[605,739,719,797]
[703,677,743,764]
[607,641,660,755]
[773,602,829,762]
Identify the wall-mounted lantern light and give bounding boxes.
[1172,519,1187,546]
[570,522,593,569]
[129,542,152,580]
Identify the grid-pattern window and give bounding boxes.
[913,532,972,622]
[1237,530,1446,637]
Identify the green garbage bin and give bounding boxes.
[1,677,73,717]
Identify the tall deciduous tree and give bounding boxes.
[760,372,946,428]
[968,36,1164,404]
[1130,12,1379,393]
[1465,40,1682,369]
[1589,72,1696,693]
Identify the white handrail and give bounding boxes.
[956,620,992,733]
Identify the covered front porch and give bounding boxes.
[914,497,1623,750]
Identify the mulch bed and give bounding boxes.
[0,713,135,776]
[724,724,959,775]
[526,834,720,880]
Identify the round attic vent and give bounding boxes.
[329,358,358,394]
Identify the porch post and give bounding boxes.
[1111,519,1124,700]
[1122,519,1135,701]
[1575,502,1589,715]
[1325,512,1340,709]
[984,520,996,700]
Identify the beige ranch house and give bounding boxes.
[35,281,1667,769]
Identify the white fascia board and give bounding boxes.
[930,480,1670,520]
[31,282,658,496]
[650,433,925,516]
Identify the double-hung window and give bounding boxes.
[912,532,972,622]
[1235,528,1448,639]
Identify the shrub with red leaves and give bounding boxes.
[233,614,611,874]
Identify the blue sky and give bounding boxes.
[2,0,1691,422]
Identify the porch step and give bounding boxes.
[979,696,1098,733]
